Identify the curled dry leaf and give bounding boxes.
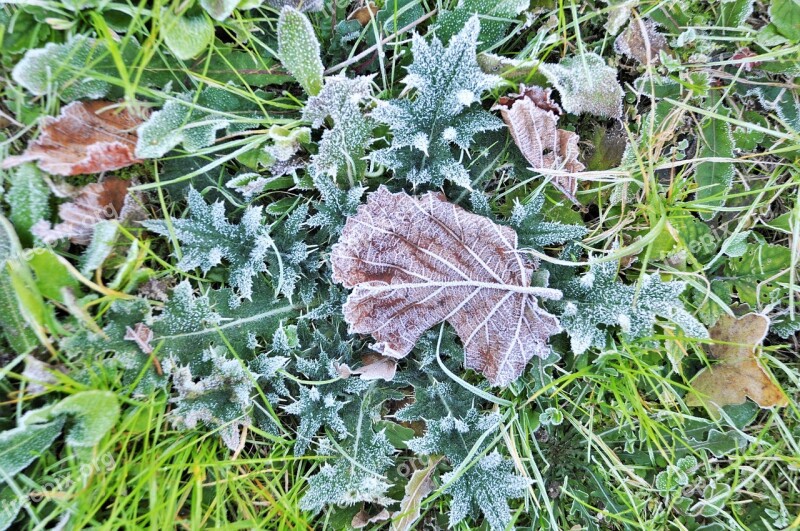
[336,354,398,381]
[2,101,146,176]
[124,323,154,354]
[352,507,390,529]
[331,187,562,387]
[348,2,379,25]
[494,86,584,202]
[391,456,442,531]
[686,313,788,412]
[614,18,668,65]
[32,178,132,245]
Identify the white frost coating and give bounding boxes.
[539,52,624,119]
[330,186,562,387]
[278,6,324,96]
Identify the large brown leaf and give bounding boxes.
[2,101,145,176]
[494,86,584,202]
[686,313,788,412]
[331,187,562,386]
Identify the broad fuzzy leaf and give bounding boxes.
[2,101,145,176]
[278,6,324,96]
[694,113,735,220]
[136,87,264,158]
[554,260,708,354]
[48,391,120,447]
[11,36,111,101]
[435,0,529,50]
[161,8,215,60]
[0,418,64,478]
[142,187,275,300]
[371,17,503,188]
[686,313,788,411]
[331,187,562,387]
[540,52,624,119]
[303,74,375,179]
[5,164,50,246]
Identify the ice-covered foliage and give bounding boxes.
[408,408,530,530]
[553,260,709,354]
[507,193,588,248]
[278,6,324,96]
[306,174,365,238]
[299,386,396,513]
[142,187,275,301]
[11,36,111,101]
[371,17,503,188]
[136,87,265,158]
[6,164,50,246]
[303,74,375,179]
[540,52,624,119]
[435,0,529,49]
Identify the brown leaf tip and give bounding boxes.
[331,186,562,387]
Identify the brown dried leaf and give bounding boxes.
[494,86,584,203]
[613,18,668,65]
[32,178,131,244]
[336,354,398,381]
[348,2,379,25]
[331,187,562,387]
[125,323,154,354]
[391,456,442,531]
[2,101,146,176]
[352,507,390,529]
[686,313,788,411]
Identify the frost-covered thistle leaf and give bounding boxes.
[136,87,264,158]
[303,74,375,179]
[436,0,529,50]
[507,193,587,248]
[407,409,529,531]
[307,174,365,238]
[11,36,111,101]
[331,187,562,386]
[142,187,275,300]
[278,6,324,96]
[442,451,530,530]
[694,113,735,220]
[164,346,258,450]
[371,16,503,188]
[299,387,396,513]
[540,52,624,119]
[553,260,708,354]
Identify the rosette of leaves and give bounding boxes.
[371,16,503,188]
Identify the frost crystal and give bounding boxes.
[142,187,275,300]
[540,52,624,119]
[371,17,503,188]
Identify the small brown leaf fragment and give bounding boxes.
[2,100,146,176]
[331,187,562,387]
[125,323,154,354]
[687,313,788,411]
[337,354,398,381]
[493,86,584,203]
[348,2,379,25]
[391,456,442,531]
[613,18,668,65]
[32,178,131,245]
[352,507,390,529]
